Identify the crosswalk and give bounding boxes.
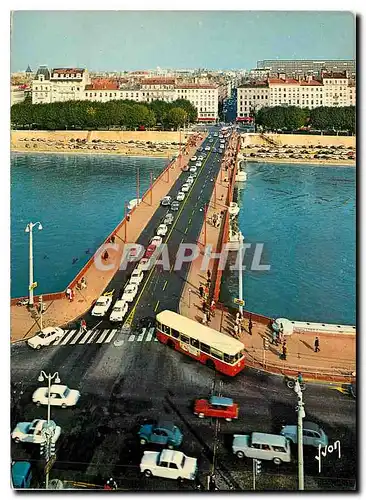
[48,327,158,347]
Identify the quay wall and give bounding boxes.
[244,132,356,148]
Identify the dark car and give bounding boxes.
[138,421,183,448]
[170,201,180,212]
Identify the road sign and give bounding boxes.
[234,298,245,306]
[44,454,56,474]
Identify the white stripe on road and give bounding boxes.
[70,329,85,344]
[52,331,67,345]
[96,329,110,344]
[79,329,94,344]
[104,329,118,343]
[146,327,154,342]
[128,334,135,342]
[154,337,159,342]
[137,328,146,341]
[87,330,100,344]
[60,330,76,345]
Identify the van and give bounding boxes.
[232,432,291,465]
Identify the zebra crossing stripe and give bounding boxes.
[128,334,135,342]
[137,328,146,341]
[70,330,85,344]
[60,330,76,345]
[146,327,154,342]
[87,330,100,344]
[52,331,67,345]
[79,329,95,344]
[104,329,118,343]
[96,329,110,344]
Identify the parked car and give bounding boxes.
[163,213,174,225]
[189,166,197,173]
[91,295,113,317]
[190,156,197,162]
[186,176,194,185]
[195,161,202,167]
[161,196,172,207]
[32,384,80,408]
[110,299,129,322]
[144,244,158,259]
[12,419,61,445]
[150,235,163,247]
[27,327,65,350]
[128,245,140,259]
[280,421,328,448]
[170,201,180,212]
[197,155,204,161]
[181,183,190,193]
[137,257,152,272]
[122,283,138,303]
[232,432,291,464]
[176,192,185,202]
[205,146,211,151]
[129,269,144,286]
[140,449,197,481]
[156,224,168,236]
[193,396,238,421]
[138,421,183,448]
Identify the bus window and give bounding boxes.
[224,353,234,364]
[210,348,223,360]
[190,338,199,348]
[200,342,210,354]
[180,334,189,344]
[171,328,179,338]
[162,324,170,334]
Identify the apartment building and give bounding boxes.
[256,59,356,78]
[32,66,91,104]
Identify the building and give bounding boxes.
[256,59,356,78]
[237,71,355,119]
[32,66,91,104]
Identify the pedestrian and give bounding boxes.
[126,214,131,222]
[234,324,239,338]
[212,213,217,226]
[199,285,204,298]
[69,288,74,302]
[314,336,320,352]
[66,287,71,300]
[204,285,209,296]
[282,342,287,361]
[81,276,87,289]
[102,250,109,260]
[272,329,278,345]
[202,312,208,325]
[248,315,253,335]
[206,278,211,287]
[80,318,87,334]
[207,269,211,280]
[111,235,116,244]
[202,300,207,313]
[210,299,216,317]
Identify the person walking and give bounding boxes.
[199,285,204,298]
[272,329,278,345]
[207,269,211,281]
[248,315,253,336]
[314,336,320,352]
[202,312,208,325]
[80,318,87,334]
[234,324,239,338]
[202,301,207,313]
[210,299,216,317]
[282,341,287,361]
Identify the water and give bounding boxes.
[11,153,168,297]
[221,162,356,325]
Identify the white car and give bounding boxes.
[27,327,65,350]
[181,183,190,193]
[11,419,61,445]
[195,161,202,167]
[205,146,211,151]
[150,235,163,247]
[190,156,197,162]
[197,155,204,161]
[176,192,185,202]
[186,176,194,185]
[122,283,138,303]
[140,449,197,481]
[189,166,197,173]
[91,295,113,317]
[110,299,129,322]
[130,269,144,285]
[32,384,80,408]
[163,213,174,225]
[137,257,152,272]
[156,224,168,236]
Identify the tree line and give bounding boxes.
[255,106,355,134]
[11,98,198,131]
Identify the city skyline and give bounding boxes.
[11,10,355,73]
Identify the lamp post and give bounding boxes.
[38,371,60,489]
[238,231,244,316]
[294,381,306,490]
[188,288,192,308]
[25,222,43,306]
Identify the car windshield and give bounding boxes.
[38,332,46,338]
[62,388,70,397]
[96,300,105,306]
[114,306,123,312]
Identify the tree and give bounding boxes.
[163,108,188,129]
[171,99,197,123]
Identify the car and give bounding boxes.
[232,432,291,464]
[186,176,194,185]
[182,165,190,172]
[128,245,140,259]
[11,419,61,445]
[27,327,65,350]
[190,156,197,162]
[156,224,168,236]
[189,166,197,173]
[214,133,218,137]
[205,146,211,151]
[193,396,238,421]
[163,213,174,225]
[176,192,185,202]
[197,155,204,161]
[144,244,158,259]
[280,421,329,448]
[140,449,197,481]
[122,283,138,302]
[170,201,180,212]
[91,295,113,317]
[161,196,172,207]
[32,384,80,408]
[137,257,152,272]
[190,170,197,178]
[195,161,202,167]
[110,299,129,322]
[181,183,190,193]
[150,235,163,247]
[138,421,183,448]
[130,269,144,285]
[197,147,203,152]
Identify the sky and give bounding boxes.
[11,10,356,73]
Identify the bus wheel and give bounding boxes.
[167,340,175,349]
[206,359,216,371]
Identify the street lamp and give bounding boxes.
[188,289,192,308]
[294,381,306,490]
[25,221,43,306]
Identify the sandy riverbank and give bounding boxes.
[245,157,355,167]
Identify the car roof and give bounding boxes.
[160,449,184,463]
[114,299,127,307]
[38,326,58,335]
[97,296,109,302]
[209,396,233,406]
[157,420,176,432]
[251,432,287,447]
[49,384,68,393]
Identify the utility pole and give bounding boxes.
[294,381,306,490]
[253,458,261,490]
[238,231,244,316]
[39,295,43,330]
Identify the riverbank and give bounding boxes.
[245,157,355,167]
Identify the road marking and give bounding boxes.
[184,227,188,234]
[163,280,168,291]
[137,328,146,341]
[128,334,135,341]
[60,330,76,345]
[146,327,154,341]
[154,337,159,342]
[104,329,118,343]
[87,329,100,344]
[96,329,110,343]
[188,218,192,224]
[79,329,95,344]
[52,331,67,345]
[154,300,160,312]
[192,209,195,215]
[70,329,85,344]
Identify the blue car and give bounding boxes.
[138,421,183,448]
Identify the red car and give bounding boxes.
[193,396,239,421]
[144,244,157,259]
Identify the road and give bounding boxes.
[11,126,356,490]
